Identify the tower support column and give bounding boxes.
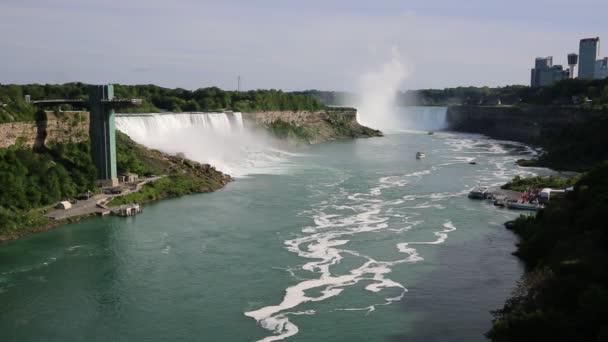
[88,85,118,187]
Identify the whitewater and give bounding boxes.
[115,112,296,178]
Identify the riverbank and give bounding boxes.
[0,107,378,242]
[0,133,232,243]
[451,107,608,340]
[487,162,608,341]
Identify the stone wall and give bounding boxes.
[0,111,89,149]
[446,105,605,143]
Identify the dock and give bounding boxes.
[112,203,142,217]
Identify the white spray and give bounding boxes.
[115,112,293,178]
[356,47,409,132]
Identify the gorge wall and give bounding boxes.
[242,109,381,144]
[0,111,89,149]
[0,110,379,150]
[446,105,605,143]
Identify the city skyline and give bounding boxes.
[1,0,607,91]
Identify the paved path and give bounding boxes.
[45,176,163,220]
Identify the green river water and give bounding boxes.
[0,129,550,341]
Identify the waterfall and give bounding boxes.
[115,112,290,177]
[396,106,448,131]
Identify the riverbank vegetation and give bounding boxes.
[0,131,230,241]
[0,83,326,123]
[0,140,97,239]
[501,175,579,192]
[488,162,608,341]
[531,115,608,171]
[404,78,608,107]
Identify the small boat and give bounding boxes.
[468,186,488,199]
[427,131,434,135]
[415,152,426,159]
[469,161,477,165]
[493,199,505,207]
[507,201,543,211]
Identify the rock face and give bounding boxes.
[0,111,89,148]
[0,109,380,149]
[446,105,604,143]
[242,109,382,144]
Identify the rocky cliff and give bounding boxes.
[0,111,89,149]
[446,105,605,143]
[242,109,382,144]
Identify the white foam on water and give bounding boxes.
[245,126,556,340]
[245,167,460,340]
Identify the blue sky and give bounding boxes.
[1,0,606,90]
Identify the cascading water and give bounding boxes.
[115,112,291,177]
[355,48,448,132]
[395,106,448,131]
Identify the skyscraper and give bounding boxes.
[531,57,568,87]
[579,37,600,79]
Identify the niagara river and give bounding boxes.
[0,108,552,341]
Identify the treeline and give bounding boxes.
[488,162,608,341]
[299,78,608,108]
[402,86,527,106]
[405,78,608,107]
[0,83,326,123]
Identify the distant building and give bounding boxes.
[567,53,578,78]
[595,57,608,79]
[531,57,568,87]
[56,201,72,210]
[119,173,139,183]
[579,37,600,79]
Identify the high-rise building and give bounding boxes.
[596,57,608,79]
[579,37,600,79]
[567,53,578,78]
[531,57,568,87]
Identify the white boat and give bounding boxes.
[415,152,426,159]
[507,201,543,211]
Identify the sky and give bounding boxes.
[1,0,607,91]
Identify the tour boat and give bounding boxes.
[507,201,543,211]
[468,186,488,199]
